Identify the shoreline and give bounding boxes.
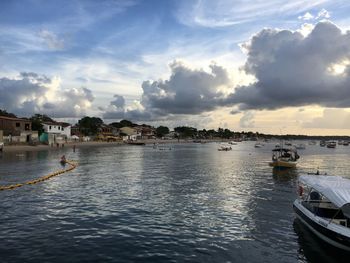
[0,139,228,153]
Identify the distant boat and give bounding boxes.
[254,142,264,148]
[294,175,350,251]
[308,141,317,145]
[218,144,232,151]
[320,140,326,147]
[326,141,336,148]
[343,141,349,146]
[228,141,237,145]
[294,143,306,150]
[269,148,299,168]
[126,140,145,145]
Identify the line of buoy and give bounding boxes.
[0,160,77,191]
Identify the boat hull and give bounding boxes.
[269,160,297,168]
[293,200,350,251]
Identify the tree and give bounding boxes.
[0,109,17,118]
[78,116,104,136]
[110,119,135,128]
[174,126,197,138]
[156,126,169,138]
[29,114,56,136]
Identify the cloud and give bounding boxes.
[316,8,331,19]
[38,29,65,50]
[302,108,350,129]
[102,95,126,119]
[239,111,255,128]
[139,61,230,116]
[298,12,314,21]
[228,21,350,110]
[176,0,332,28]
[0,73,94,117]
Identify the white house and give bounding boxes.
[43,122,71,138]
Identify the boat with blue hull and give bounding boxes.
[293,175,350,251]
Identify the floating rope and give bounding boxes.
[0,160,77,191]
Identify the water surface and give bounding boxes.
[1,142,350,262]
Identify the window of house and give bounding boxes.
[16,122,20,127]
[58,126,61,130]
[62,127,64,131]
[49,126,52,130]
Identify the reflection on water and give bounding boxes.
[0,141,350,262]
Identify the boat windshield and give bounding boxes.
[298,180,350,227]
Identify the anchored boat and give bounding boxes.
[269,148,299,168]
[293,175,350,251]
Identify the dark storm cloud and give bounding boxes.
[227,21,350,110]
[0,73,94,117]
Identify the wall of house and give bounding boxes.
[43,123,71,137]
[0,117,31,136]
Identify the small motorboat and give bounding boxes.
[254,142,264,148]
[218,144,232,151]
[326,141,337,148]
[269,148,299,168]
[126,140,145,145]
[293,175,350,251]
[320,140,326,147]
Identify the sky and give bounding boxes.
[1,0,350,135]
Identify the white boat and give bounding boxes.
[218,144,232,151]
[254,142,264,148]
[269,148,299,168]
[326,141,337,148]
[228,141,237,145]
[293,175,350,251]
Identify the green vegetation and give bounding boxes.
[0,109,17,118]
[78,116,104,136]
[156,126,170,138]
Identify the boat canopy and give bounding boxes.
[272,148,296,152]
[299,175,350,208]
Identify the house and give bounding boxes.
[136,126,156,139]
[96,124,121,141]
[120,126,142,141]
[42,122,71,137]
[41,122,71,145]
[0,116,31,136]
[0,116,38,143]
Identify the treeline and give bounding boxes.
[1,109,350,140]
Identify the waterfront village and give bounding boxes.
[1,109,350,150]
